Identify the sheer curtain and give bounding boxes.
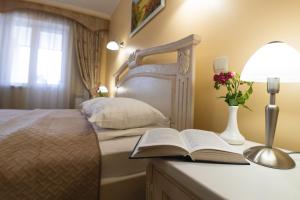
[0,11,73,109]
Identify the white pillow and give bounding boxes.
[81,97,106,117]
[81,97,168,129]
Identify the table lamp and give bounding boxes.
[97,85,109,97]
[241,41,300,169]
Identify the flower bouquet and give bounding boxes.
[214,72,253,110]
[213,71,254,144]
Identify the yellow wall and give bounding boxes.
[106,0,300,151]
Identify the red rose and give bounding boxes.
[213,74,219,81]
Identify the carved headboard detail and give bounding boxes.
[114,34,201,130]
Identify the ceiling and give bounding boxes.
[25,0,120,19]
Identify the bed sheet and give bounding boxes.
[99,136,149,184]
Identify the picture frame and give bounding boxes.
[130,0,165,37]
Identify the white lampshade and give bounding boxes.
[241,41,300,83]
[106,41,120,51]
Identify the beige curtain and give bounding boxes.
[73,22,106,97]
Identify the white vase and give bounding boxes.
[220,106,245,145]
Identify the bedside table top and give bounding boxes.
[151,141,300,200]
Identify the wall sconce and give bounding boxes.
[106,41,125,51]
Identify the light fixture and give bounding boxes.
[97,85,108,97]
[106,41,124,51]
[241,41,300,169]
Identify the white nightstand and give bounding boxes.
[146,141,300,200]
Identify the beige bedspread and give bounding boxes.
[0,109,101,200]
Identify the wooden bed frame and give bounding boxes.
[114,34,201,130]
[100,35,201,200]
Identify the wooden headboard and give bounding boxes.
[114,35,201,130]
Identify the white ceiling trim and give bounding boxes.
[23,0,111,19]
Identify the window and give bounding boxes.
[0,11,73,109]
[10,26,31,84]
[37,31,63,85]
[3,15,68,86]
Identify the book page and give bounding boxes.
[180,129,241,154]
[138,128,187,150]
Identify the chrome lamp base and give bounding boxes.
[244,78,296,170]
[244,146,295,169]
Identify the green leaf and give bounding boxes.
[248,86,253,94]
[225,98,229,104]
[237,97,245,104]
[214,83,220,89]
[229,99,238,106]
[242,104,252,111]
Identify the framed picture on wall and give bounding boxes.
[130,0,165,37]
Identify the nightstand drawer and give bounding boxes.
[146,163,201,200]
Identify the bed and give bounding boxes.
[0,34,200,200]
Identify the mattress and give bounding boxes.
[99,136,149,184]
[94,125,167,185]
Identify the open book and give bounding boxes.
[130,128,248,164]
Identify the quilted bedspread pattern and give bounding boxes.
[0,109,101,200]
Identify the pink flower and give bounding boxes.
[214,71,236,85]
[219,74,227,84]
[220,79,226,85]
[227,71,236,78]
